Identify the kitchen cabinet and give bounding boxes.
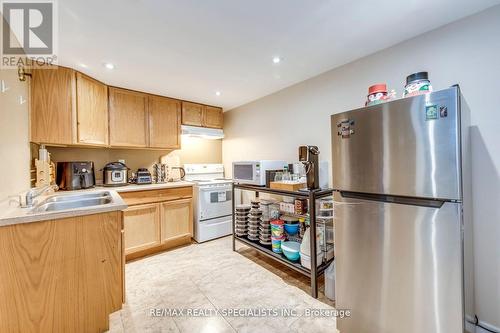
[148,95,181,149]
[160,198,193,243]
[123,203,160,254]
[181,101,204,126]
[181,101,223,129]
[29,65,221,147]
[0,211,123,332]
[203,105,224,128]
[75,72,109,146]
[120,186,193,260]
[30,66,76,145]
[109,87,149,147]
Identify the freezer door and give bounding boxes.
[334,192,465,333]
[331,87,461,200]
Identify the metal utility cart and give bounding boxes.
[231,183,334,298]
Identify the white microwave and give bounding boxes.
[232,160,287,186]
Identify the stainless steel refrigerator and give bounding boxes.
[331,86,474,333]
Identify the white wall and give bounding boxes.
[223,6,500,329]
[0,70,30,201]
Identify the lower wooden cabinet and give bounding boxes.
[122,187,193,260]
[160,198,193,243]
[0,211,123,333]
[123,203,160,255]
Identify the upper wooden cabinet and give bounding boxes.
[148,96,181,149]
[181,101,223,129]
[181,101,204,126]
[203,105,224,129]
[75,73,109,146]
[30,66,76,145]
[29,65,220,148]
[109,87,149,147]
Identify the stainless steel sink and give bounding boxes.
[44,191,111,203]
[31,191,113,213]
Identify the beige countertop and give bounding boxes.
[0,181,194,228]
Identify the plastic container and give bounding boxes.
[270,220,284,237]
[403,71,432,97]
[281,241,301,261]
[318,209,334,217]
[284,223,299,235]
[325,261,335,301]
[300,251,324,269]
[319,198,334,210]
[365,83,388,106]
[271,236,285,253]
[300,227,322,256]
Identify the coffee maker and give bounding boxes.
[56,161,96,190]
[298,145,320,190]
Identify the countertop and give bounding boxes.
[0,181,194,228]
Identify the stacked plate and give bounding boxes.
[247,200,262,241]
[234,204,250,237]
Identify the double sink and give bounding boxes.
[31,191,113,213]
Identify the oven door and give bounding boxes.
[198,184,232,221]
[232,162,257,185]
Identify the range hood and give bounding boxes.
[181,125,224,139]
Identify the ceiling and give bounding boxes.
[58,0,500,110]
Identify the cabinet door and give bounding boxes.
[148,96,181,149]
[181,101,203,126]
[159,198,192,243]
[203,105,223,129]
[76,73,109,146]
[30,66,76,144]
[109,87,148,147]
[123,203,160,254]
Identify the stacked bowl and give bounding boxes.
[259,200,273,245]
[234,204,250,237]
[270,219,285,253]
[247,200,262,241]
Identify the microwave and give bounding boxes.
[232,160,286,186]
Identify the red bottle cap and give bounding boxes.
[368,84,387,95]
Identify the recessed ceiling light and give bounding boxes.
[272,56,281,64]
[215,91,221,96]
[104,63,115,69]
[79,63,88,68]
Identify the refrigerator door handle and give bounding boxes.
[339,191,445,208]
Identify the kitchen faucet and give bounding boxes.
[24,184,59,208]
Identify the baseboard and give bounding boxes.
[476,320,500,333]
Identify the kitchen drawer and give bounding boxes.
[120,186,193,205]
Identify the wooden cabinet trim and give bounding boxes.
[120,187,193,206]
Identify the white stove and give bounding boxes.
[184,164,233,242]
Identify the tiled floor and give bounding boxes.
[108,236,337,333]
